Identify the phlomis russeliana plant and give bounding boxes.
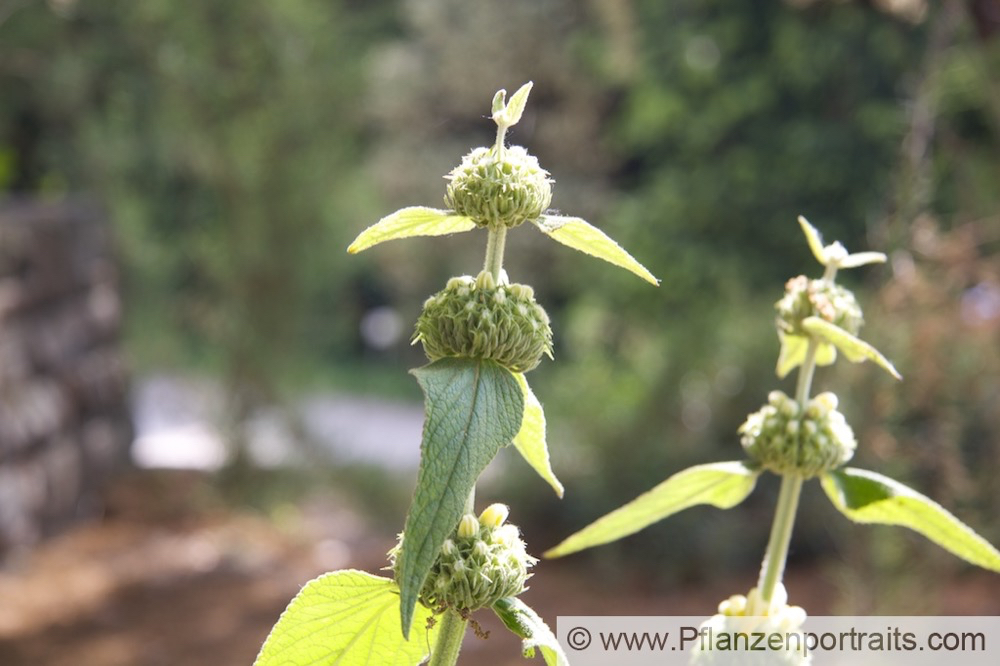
[254,83,657,666]
[547,217,1000,664]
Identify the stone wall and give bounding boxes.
[0,199,131,558]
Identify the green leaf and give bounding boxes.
[544,461,760,558]
[399,358,524,636]
[801,316,902,380]
[534,215,659,285]
[776,334,837,379]
[493,597,570,666]
[512,373,564,498]
[797,215,828,266]
[254,570,440,666]
[491,88,507,116]
[822,468,1000,572]
[347,207,476,254]
[839,251,887,269]
[501,81,533,128]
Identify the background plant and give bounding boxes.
[546,217,1000,656]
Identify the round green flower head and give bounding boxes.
[390,504,536,613]
[740,390,856,478]
[444,145,553,229]
[414,271,553,373]
[776,275,863,337]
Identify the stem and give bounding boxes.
[429,609,467,666]
[757,336,820,605]
[495,125,507,160]
[794,337,819,405]
[756,474,804,604]
[483,226,507,282]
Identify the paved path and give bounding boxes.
[130,375,425,471]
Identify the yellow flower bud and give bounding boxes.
[479,503,509,528]
[457,514,479,539]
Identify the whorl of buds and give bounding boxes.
[691,584,809,665]
[776,275,863,338]
[740,390,856,478]
[414,271,553,373]
[445,146,553,229]
[390,505,536,613]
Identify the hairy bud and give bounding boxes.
[415,272,553,372]
[740,391,856,478]
[776,275,863,338]
[445,146,553,229]
[390,509,537,613]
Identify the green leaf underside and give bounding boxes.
[822,468,1000,572]
[544,461,760,558]
[776,334,836,379]
[347,207,476,254]
[797,216,827,266]
[400,358,524,637]
[534,215,659,285]
[801,317,902,379]
[502,81,533,128]
[493,597,570,666]
[512,373,564,498]
[253,570,440,666]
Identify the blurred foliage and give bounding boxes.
[2,0,999,604]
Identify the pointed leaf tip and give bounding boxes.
[502,81,534,128]
[534,215,659,285]
[347,207,476,254]
[822,468,1000,573]
[544,461,759,558]
[798,215,828,266]
[512,373,564,498]
[801,317,901,380]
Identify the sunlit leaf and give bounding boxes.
[347,207,476,254]
[534,215,659,285]
[776,334,836,378]
[545,461,759,558]
[822,468,1000,572]
[493,597,570,666]
[797,216,827,266]
[491,88,507,116]
[801,316,901,380]
[839,251,887,269]
[502,81,533,128]
[398,358,524,636]
[254,570,439,666]
[512,373,563,497]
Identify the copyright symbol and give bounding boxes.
[566,626,592,650]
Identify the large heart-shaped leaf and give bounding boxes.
[254,570,440,666]
[545,461,760,558]
[398,358,524,636]
[348,207,476,254]
[493,597,570,666]
[822,468,1000,572]
[534,215,659,285]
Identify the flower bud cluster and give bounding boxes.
[414,271,552,373]
[691,584,810,666]
[445,146,553,229]
[776,275,863,338]
[740,391,856,478]
[390,504,536,613]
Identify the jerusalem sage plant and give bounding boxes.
[546,217,1000,660]
[254,83,657,666]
